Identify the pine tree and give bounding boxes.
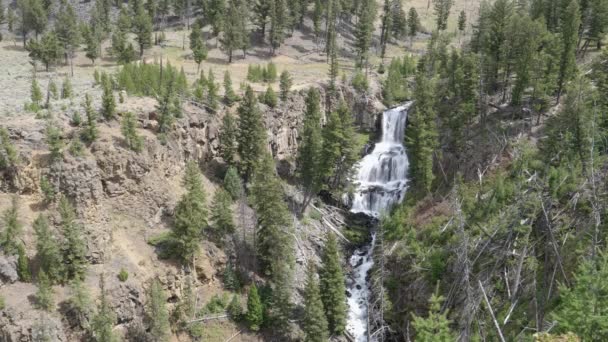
[313,0,322,44]
[133,1,153,57]
[319,233,347,334]
[412,290,455,341]
[82,93,99,143]
[406,70,439,193]
[68,277,93,328]
[173,161,207,263]
[223,261,240,290]
[227,294,242,319]
[221,0,247,63]
[223,166,243,200]
[210,188,235,234]
[121,112,144,152]
[253,0,271,36]
[551,251,608,340]
[31,77,43,110]
[457,10,466,33]
[101,78,116,120]
[263,86,277,108]
[320,102,358,191]
[279,70,292,101]
[0,0,5,25]
[0,128,18,172]
[223,71,237,105]
[434,0,452,31]
[34,215,63,284]
[328,49,339,96]
[36,270,54,311]
[84,26,99,65]
[303,263,329,342]
[59,196,87,281]
[354,0,377,67]
[190,21,207,72]
[380,0,393,59]
[245,284,263,331]
[556,0,580,101]
[391,0,407,38]
[1,196,22,255]
[407,7,419,45]
[237,86,266,179]
[206,0,225,40]
[45,123,63,163]
[92,275,119,342]
[219,112,238,165]
[62,77,73,99]
[147,280,170,342]
[297,88,324,214]
[17,244,30,282]
[269,0,287,54]
[205,69,218,110]
[27,31,63,71]
[55,2,80,75]
[48,80,58,100]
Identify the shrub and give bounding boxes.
[118,268,129,282]
[352,70,369,92]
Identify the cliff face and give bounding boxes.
[0,82,383,341]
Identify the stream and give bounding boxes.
[346,102,412,341]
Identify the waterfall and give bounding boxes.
[346,103,412,341]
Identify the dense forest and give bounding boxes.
[0,0,607,340]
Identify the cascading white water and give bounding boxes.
[347,103,412,341]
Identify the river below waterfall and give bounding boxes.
[346,103,412,341]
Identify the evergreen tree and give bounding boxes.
[82,93,99,143]
[206,69,219,110]
[237,86,266,179]
[412,288,455,341]
[223,166,243,200]
[219,112,238,165]
[223,71,237,106]
[133,2,153,57]
[457,10,466,33]
[17,244,30,282]
[34,215,63,284]
[84,26,100,65]
[407,7,419,45]
[190,21,207,72]
[40,175,55,203]
[173,275,196,329]
[1,196,22,255]
[101,78,116,120]
[221,0,247,63]
[172,161,207,263]
[48,80,58,100]
[354,0,377,67]
[0,0,5,26]
[297,88,324,214]
[328,49,339,96]
[253,0,271,36]
[227,294,242,319]
[62,77,73,99]
[552,251,608,341]
[380,0,393,59]
[36,270,54,312]
[303,263,329,342]
[269,0,287,54]
[223,261,240,290]
[0,128,18,171]
[319,233,347,334]
[391,0,407,38]
[91,275,119,342]
[45,123,63,163]
[31,77,43,110]
[245,284,263,331]
[263,86,277,108]
[68,277,93,328]
[434,0,452,31]
[206,0,225,40]
[27,31,63,71]
[59,196,87,281]
[147,280,170,342]
[279,70,292,101]
[210,188,235,234]
[121,112,144,152]
[55,3,80,75]
[406,70,439,193]
[556,0,580,101]
[313,0,322,44]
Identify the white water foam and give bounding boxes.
[346,103,412,341]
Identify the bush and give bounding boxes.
[118,268,129,282]
[69,140,84,157]
[200,293,231,315]
[71,111,82,126]
[262,86,277,108]
[352,70,369,92]
[40,176,55,203]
